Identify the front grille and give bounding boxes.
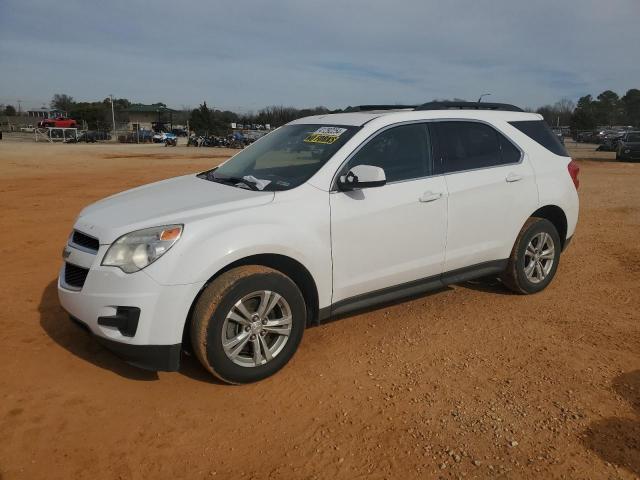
[64,263,89,289]
[71,230,99,251]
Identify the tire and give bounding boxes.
[501,217,562,294]
[190,265,306,384]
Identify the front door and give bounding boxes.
[330,123,448,304]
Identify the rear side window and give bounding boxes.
[434,121,521,174]
[509,120,569,157]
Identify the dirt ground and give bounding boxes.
[0,138,638,480]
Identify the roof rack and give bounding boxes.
[415,101,523,112]
[350,101,524,113]
[353,105,418,111]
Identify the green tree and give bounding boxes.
[594,90,620,125]
[4,105,17,116]
[189,102,214,134]
[102,97,131,111]
[50,93,75,112]
[68,102,110,130]
[570,95,596,132]
[189,102,231,135]
[621,88,640,127]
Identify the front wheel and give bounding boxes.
[190,266,306,384]
[501,217,562,294]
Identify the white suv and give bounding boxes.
[58,102,580,383]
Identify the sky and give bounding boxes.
[0,0,638,113]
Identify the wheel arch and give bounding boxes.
[530,205,568,248]
[182,253,320,350]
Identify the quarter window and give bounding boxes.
[509,120,569,157]
[344,123,431,183]
[435,121,520,174]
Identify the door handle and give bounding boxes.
[419,191,443,203]
[506,172,522,183]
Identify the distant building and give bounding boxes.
[126,103,176,131]
[27,108,66,119]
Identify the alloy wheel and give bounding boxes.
[221,290,292,367]
[523,232,555,284]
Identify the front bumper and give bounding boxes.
[57,243,204,372]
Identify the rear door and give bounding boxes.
[433,121,538,272]
[330,123,448,303]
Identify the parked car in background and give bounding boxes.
[164,134,178,147]
[171,128,188,137]
[58,101,579,383]
[575,130,597,143]
[38,117,78,129]
[20,124,35,133]
[597,130,626,151]
[616,131,640,161]
[153,132,178,143]
[552,128,565,144]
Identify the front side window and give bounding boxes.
[343,123,432,183]
[202,124,358,191]
[434,121,520,174]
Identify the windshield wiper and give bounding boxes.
[210,174,259,191]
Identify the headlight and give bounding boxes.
[624,148,631,153]
[102,225,183,273]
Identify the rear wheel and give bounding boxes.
[190,266,306,384]
[502,217,562,294]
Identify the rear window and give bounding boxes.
[509,120,569,157]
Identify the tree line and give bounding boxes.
[188,103,332,135]
[2,89,638,133]
[533,89,640,131]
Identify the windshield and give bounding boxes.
[626,133,640,142]
[201,124,359,191]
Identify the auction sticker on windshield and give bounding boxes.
[304,126,347,144]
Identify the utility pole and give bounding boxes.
[109,94,116,135]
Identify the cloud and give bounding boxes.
[0,0,638,111]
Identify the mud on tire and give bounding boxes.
[190,265,306,384]
[501,217,562,294]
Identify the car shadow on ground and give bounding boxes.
[39,280,159,380]
[582,370,640,475]
[39,279,224,384]
[39,276,512,383]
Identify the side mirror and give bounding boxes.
[337,164,386,190]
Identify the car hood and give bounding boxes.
[75,174,274,244]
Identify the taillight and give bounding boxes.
[567,160,580,190]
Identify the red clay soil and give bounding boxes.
[0,141,638,479]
